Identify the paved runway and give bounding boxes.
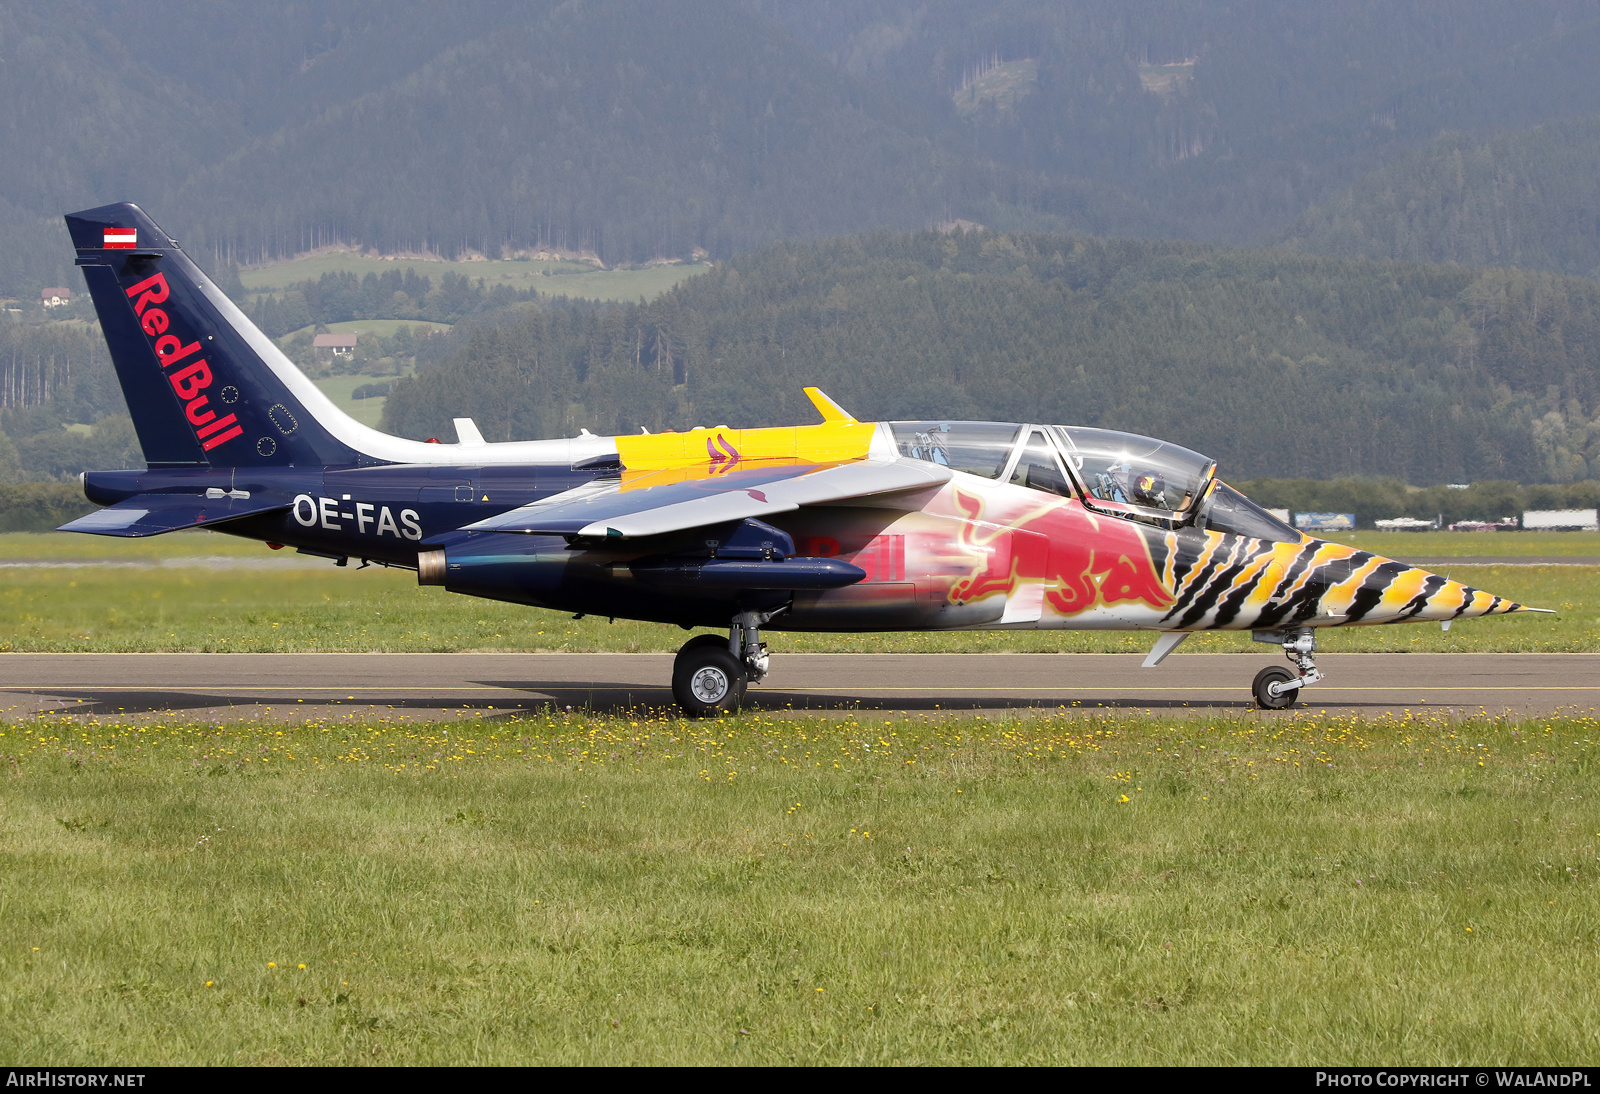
[0,651,1596,721]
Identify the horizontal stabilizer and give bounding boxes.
[466,458,951,538]
[57,493,292,538]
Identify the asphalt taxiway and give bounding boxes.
[0,652,1595,721]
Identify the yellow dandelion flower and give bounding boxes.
[268,962,277,968]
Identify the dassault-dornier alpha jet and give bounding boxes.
[60,203,1544,714]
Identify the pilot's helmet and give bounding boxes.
[1133,472,1166,507]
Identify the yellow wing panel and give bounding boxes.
[615,421,876,471]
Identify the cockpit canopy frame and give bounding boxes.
[889,419,1299,542]
[1047,425,1216,528]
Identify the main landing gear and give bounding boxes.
[671,608,782,717]
[1251,628,1325,710]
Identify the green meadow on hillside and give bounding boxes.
[310,373,407,429]
[241,253,706,303]
[290,319,452,339]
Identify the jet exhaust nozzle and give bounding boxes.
[417,549,447,585]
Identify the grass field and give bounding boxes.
[0,532,1593,654]
[1342,531,1600,558]
[1,708,1595,1064]
[239,253,707,303]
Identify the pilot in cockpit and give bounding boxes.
[1093,460,1173,511]
[1131,471,1167,508]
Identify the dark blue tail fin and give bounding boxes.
[66,202,370,468]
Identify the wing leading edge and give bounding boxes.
[465,458,951,538]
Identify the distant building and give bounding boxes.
[1522,509,1599,532]
[1448,518,1518,532]
[313,333,358,356]
[41,287,72,308]
[1294,512,1355,532]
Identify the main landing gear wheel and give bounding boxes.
[672,634,747,717]
[1252,665,1298,710]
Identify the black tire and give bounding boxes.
[1252,665,1299,710]
[672,635,747,717]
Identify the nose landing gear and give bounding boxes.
[671,607,784,717]
[1250,628,1325,710]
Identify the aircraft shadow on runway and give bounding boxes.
[479,681,1272,713]
[0,681,1323,718]
[7,688,578,718]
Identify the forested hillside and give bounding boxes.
[7,227,1600,491]
[0,315,139,483]
[1281,120,1600,277]
[7,1,1600,296]
[384,229,1600,485]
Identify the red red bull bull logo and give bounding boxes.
[947,488,1172,616]
[123,271,243,452]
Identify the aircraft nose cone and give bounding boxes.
[1404,569,1525,621]
[1309,539,1534,624]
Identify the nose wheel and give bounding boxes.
[1252,665,1299,709]
[1251,628,1324,710]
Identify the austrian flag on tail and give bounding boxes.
[103,228,137,249]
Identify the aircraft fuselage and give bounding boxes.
[82,456,1517,638]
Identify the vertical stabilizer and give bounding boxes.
[66,202,364,468]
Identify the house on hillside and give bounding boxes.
[313,333,358,357]
[41,288,72,308]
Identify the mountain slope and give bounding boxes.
[8,1,1600,296]
[1279,120,1600,276]
[176,1,951,265]
[759,0,1600,241]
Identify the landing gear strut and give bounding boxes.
[1251,628,1325,710]
[730,608,776,683]
[671,607,784,717]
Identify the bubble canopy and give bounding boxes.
[890,420,1219,525]
[1051,426,1216,521]
[888,421,1022,480]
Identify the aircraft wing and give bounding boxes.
[465,458,951,538]
[57,492,293,537]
